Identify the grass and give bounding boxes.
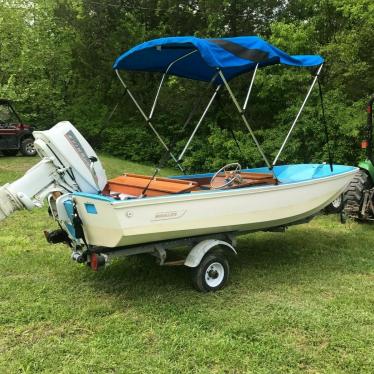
[0,154,373,373]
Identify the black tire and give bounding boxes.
[2,149,19,156]
[324,194,344,214]
[343,170,372,218]
[20,138,36,156]
[340,210,347,224]
[191,252,229,292]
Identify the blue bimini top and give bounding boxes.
[113,36,324,83]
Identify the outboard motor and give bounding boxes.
[0,121,107,221]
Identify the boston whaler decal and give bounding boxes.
[153,210,186,221]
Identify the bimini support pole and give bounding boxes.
[272,63,324,167]
[243,63,259,111]
[149,50,197,120]
[218,69,271,169]
[178,84,222,161]
[115,69,183,170]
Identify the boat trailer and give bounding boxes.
[45,216,314,292]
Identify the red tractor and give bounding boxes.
[0,99,36,156]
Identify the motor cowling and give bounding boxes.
[0,122,107,221]
[33,121,107,193]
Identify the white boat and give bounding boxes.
[72,164,356,248]
[0,36,358,291]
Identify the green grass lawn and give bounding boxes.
[0,155,373,373]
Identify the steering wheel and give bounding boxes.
[210,163,242,190]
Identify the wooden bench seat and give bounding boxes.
[103,173,199,197]
[103,171,277,198]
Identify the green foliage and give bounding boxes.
[0,0,373,171]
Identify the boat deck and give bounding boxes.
[102,172,277,198]
[92,164,357,203]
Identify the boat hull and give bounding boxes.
[73,165,358,248]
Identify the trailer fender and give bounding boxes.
[184,239,237,268]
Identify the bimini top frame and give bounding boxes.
[113,36,325,171]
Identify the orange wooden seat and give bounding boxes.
[103,173,199,197]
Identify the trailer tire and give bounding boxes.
[191,252,229,292]
[324,194,343,214]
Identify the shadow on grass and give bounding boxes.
[73,223,362,302]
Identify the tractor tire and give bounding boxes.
[343,170,372,218]
[20,138,36,156]
[2,149,19,156]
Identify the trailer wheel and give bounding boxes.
[324,194,343,213]
[191,252,229,292]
